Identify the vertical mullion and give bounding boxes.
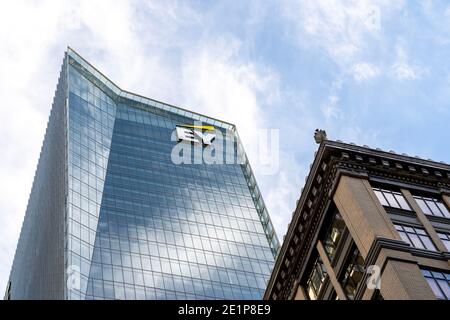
[382,190,392,207]
[390,191,402,208]
[425,198,434,216]
[430,278,446,299]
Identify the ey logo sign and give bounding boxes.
[175,124,216,145]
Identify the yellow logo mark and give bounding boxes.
[178,124,215,131]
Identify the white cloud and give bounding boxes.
[320,79,343,120]
[321,95,341,119]
[351,62,381,81]
[0,0,68,293]
[279,0,404,157]
[180,37,280,156]
[281,0,403,66]
[390,44,425,80]
[264,153,306,238]
[280,0,407,104]
[391,63,420,80]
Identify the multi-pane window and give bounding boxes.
[322,210,346,262]
[437,232,450,252]
[339,245,365,300]
[373,188,411,210]
[394,224,436,251]
[305,255,327,300]
[421,269,450,300]
[413,195,450,219]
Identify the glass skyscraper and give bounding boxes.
[6,48,279,300]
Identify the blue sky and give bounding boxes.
[1,0,450,290]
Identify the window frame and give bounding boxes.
[373,188,411,211]
[322,209,347,264]
[413,195,450,219]
[394,223,437,251]
[437,232,450,252]
[305,255,328,300]
[421,269,450,300]
[339,244,365,300]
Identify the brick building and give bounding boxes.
[265,134,450,300]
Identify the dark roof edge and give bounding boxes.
[326,140,450,171]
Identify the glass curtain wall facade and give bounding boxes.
[7,48,279,300]
[6,55,68,300]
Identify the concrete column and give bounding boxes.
[333,175,437,300]
[379,259,436,300]
[333,175,401,259]
[316,240,347,300]
[401,189,448,253]
[442,194,450,213]
[293,285,307,300]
